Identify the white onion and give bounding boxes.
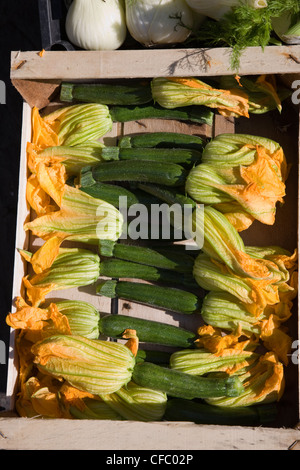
[125,0,194,47]
[65,0,127,51]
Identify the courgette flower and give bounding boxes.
[25,163,123,243]
[193,250,296,317]
[186,133,287,231]
[31,104,113,149]
[151,77,250,117]
[20,247,100,307]
[53,300,100,339]
[219,74,291,114]
[24,162,123,271]
[205,352,285,407]
[27,141,105,176]
[6,297,71,343]
[170,347,258,377]
[6,298,101,342]
[16,375,67,418]
[200,290,296,365]
[100,381,167,422]
[193,206,286,281]
[31,334,136,395]
[59,383,122,420]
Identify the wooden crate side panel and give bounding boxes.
[10,47,300,81]
[0,417,300,450]
[5,103,32,409]
[298,105,300,424]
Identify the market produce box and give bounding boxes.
[1,51,300,450]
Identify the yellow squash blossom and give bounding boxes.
[186,133,288,231]
[24,162,123,272]
[193,251,296,318]
[170,346,258,377]
[31,334,136,395]
[205,352,285,408]
[100,381,167,422]
[193,206,288,281]
[200,288,297,365]
[16,375,63,418]
[20,247,101,307]
[151,77,250,118]
[31,104,113,149]
[59,382,122,420]
[219,74,291,114]
[6,297,71,344]
[195,324,257,355]
[27,141,106,177]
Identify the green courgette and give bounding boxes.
[138,184,197,210]
[118,132,205,151]
[99,258,193,286]
[98,242,195,274]
[60,82,153,105]
[100,146,202,166]
[99,314,197,348]
[80,181,162,209]
[96,279,202,315]
[132,362,244,399]
[164,398,278,426]
[135,349,172,365]
[84,160,187,187]
[80,182,141,208]
[109,103,214,126]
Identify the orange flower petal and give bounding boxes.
[22,275,57,307]
[31,107,59,149]
[26,174,57,217]
[254,352,285,402]
[260,315,292,366]
[35,162,66,207]
[195,324,255,354]
[6,297,72,343]
[123,329,139,357]
[30,236,68,274]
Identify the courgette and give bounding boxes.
[109,103,214,126]
[99,314,197,348]
[100,146,202,166]
[138,184,197,210]
[135,349,172,365]
[98,242,195,274]
[164,398,278,426]
[100,258,193,286]
[80,181,162,209]
[85,160,187,187]
[96,279,202,315]
[118,132,205,151]
[60,82,153,105]
[80,182,141,208]
[132,362,244,399]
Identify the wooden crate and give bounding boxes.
[1,49,300,450]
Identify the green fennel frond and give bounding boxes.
[191,0,300,71]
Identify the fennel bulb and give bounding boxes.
[65,0,127,50]
[272,11,300,44]
[185,0,267,21]
[125,0,194,47]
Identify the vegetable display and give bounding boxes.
[7,72,298,428]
